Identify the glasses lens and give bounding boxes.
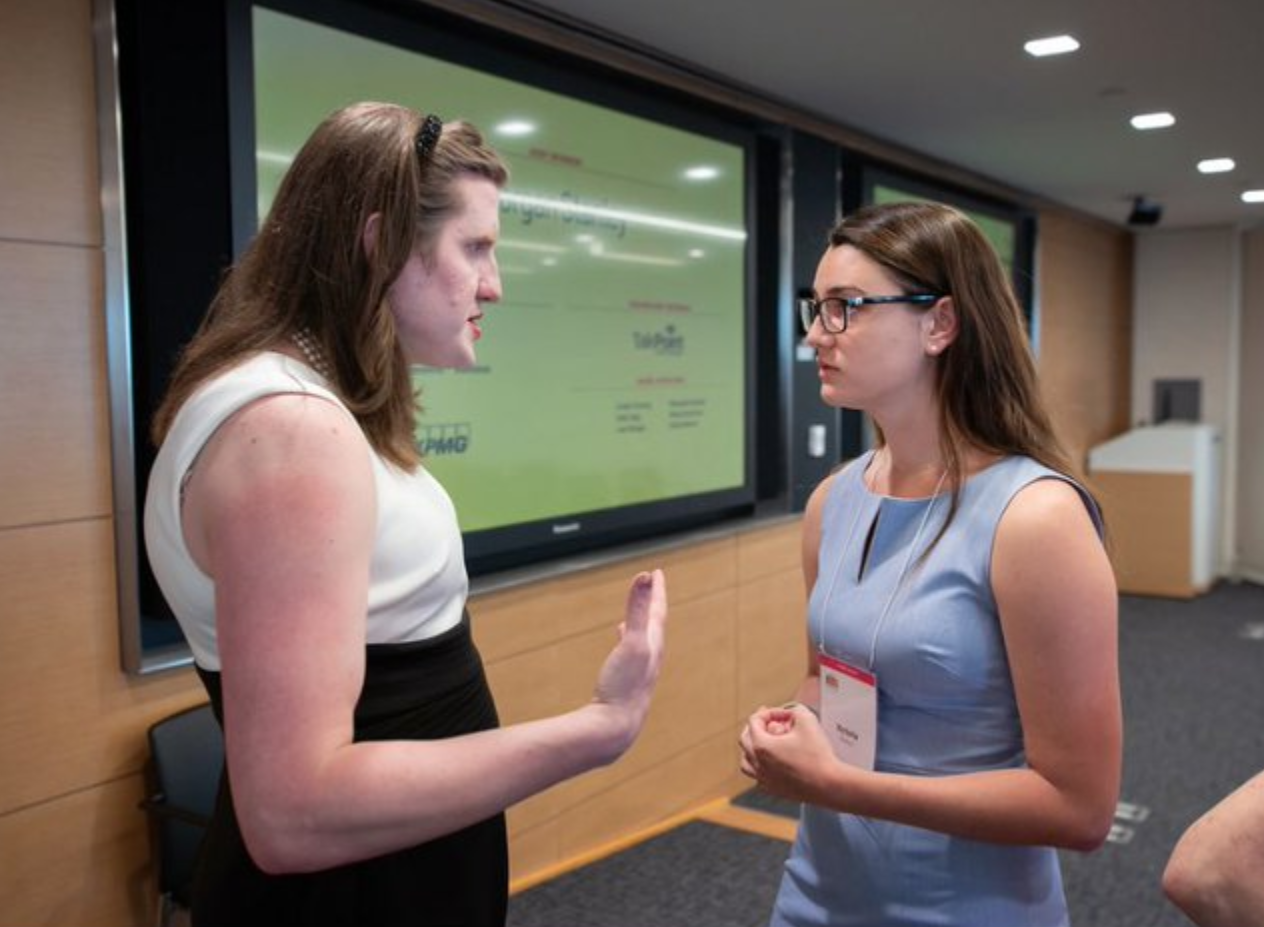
[823,298,844,332]
[798,297,852,333]
[798,299,815,333]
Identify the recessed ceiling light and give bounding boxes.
[1243,190,1264,204]
[1130,112,1175,130]
[1198,158,1236,174]
[495,119,536,137]
[1024,35,1080,57]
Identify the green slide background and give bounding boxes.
[253,9,748,531]
[871,183,1017,279]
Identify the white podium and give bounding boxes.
[1088,423,1221,598]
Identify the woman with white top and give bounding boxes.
[144,101,667,927]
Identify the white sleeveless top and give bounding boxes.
[143,352,467,670]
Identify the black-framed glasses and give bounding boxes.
[798,293,942,334]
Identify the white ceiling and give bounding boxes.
[506,0,1264,231]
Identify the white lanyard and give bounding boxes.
[817,465,947,671]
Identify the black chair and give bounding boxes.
[139,703,224,927]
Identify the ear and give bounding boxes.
[923,296,958,356]
[361,212,382,260]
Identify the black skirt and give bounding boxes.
[191,612,508,927]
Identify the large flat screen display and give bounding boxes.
[110,0,760,670]
[860,166,1035,327]
[249,8,750,560]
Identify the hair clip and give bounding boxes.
[415,114,443,162]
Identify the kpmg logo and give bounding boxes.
[632,324,684,356]
[418,423,472,456]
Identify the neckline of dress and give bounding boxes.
[859,448,1008,501]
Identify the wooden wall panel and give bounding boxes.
[1093,471,1198,598]
[508,730,748,883]
[0,0,100,246]
[0,519,204,816]
[506,816,561,887]
[470,536,735,664]
[737,568,809,721]
[0,241,112,528]
[0,775,153,927]
[736,517,801,580]
[493,586,737,829]
[552,731,748,860]
[1036,210,1134,467]
[542,589,736,806]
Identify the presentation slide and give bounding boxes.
[252,7,749,533]
[871,182,1018,279]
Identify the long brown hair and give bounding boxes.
[828,201,1097,532]
[150,101,509,469]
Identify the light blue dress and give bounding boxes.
[770,452,1101,927]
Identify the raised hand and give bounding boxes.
[591,569,668,757]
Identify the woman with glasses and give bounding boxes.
[144,102,667,927]
[740,201,1120,926]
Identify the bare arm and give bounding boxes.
[185,395,667,873]
[791,475,833,707]
[1163,771,1264,927]
[742,477,1121,850]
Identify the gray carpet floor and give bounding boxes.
[507,822,788,927]
[1059,580,1264,927]
[509,581,1264,927]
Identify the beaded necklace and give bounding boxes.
[291,327,332,380]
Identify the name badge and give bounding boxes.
[819,654,878,771]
